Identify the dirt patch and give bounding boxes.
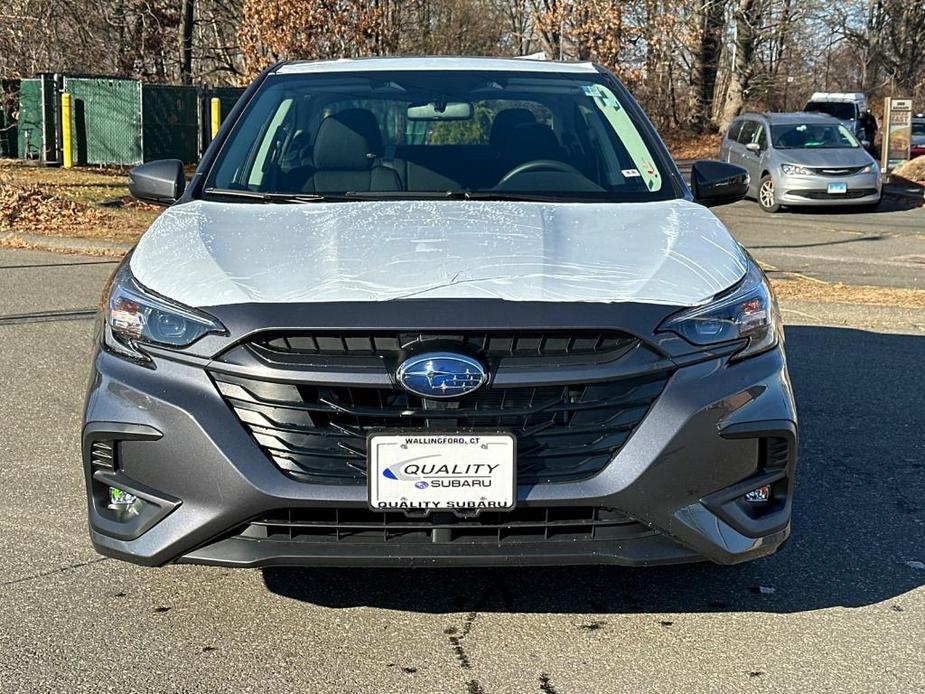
[662,132,723,161]
[772,278,925,309]
[892,157,925,185]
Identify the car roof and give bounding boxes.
[272,56,599,75]
[739,111,841,125]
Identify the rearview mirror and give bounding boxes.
[690,160,749,207]
[128,159,185,205]
[745,142,761,153]
[407,102,473,121]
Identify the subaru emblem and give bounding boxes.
[396,352,487,399]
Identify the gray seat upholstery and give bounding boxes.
[304,109,401,193]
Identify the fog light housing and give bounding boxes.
[744,485,771,504]
[108,487,142,515]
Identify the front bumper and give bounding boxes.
[83,335,798,568]
[776,170,882,206]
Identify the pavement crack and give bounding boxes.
[0,308,98,326]
[1,557,108,587]
[539,673,560,693]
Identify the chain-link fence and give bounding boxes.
[3,73,244,166]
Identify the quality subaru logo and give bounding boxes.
[396,352,487,399]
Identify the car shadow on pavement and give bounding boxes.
[263,326,925,614]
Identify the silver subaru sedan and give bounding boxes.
[720,112,882,212]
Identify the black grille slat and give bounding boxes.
[251,330,635,359]
[239,506,654,545]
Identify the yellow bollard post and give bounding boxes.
[210,97,221,140]
[61,92,73,168]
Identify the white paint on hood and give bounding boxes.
[130,199,747,308]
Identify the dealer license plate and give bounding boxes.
[367,433,516,513]
[827,182,848,194]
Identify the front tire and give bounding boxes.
[758,175,781,213]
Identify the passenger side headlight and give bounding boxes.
[780,163,813,176]
[658,261,780,361]
[102,261,225,362]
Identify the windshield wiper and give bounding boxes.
[203,188,352,203]
[460,191,607,203]
[342,190,601,203]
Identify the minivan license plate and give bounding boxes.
[827,182,848,194]
[368,433,516,513]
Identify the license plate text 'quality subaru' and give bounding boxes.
[368,433,516,512]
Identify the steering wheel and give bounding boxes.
[497,159,585,186]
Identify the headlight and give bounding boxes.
[781,163,813,176]
[859,163,878,174]
[658,260,780,361]
[102,261,225,362]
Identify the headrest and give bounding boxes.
[504,122,565,162]
[489,108,536,148]
[313,109,383,171]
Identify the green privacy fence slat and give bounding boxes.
[17,79,42,160]
[212,86,245,121]
[142,84,199,163]
[64,77,142,165]
[9,75,238,165]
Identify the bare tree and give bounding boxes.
[719,0,765,131]
[688,0,727,132]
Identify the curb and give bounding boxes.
[1,231,133,256]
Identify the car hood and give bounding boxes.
[775,148,872,167]
[130,199,747,308]
[911,134,925,147]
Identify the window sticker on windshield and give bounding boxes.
[586,84,662,192]
[621,168,641,177]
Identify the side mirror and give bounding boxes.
[862,140,871,149]
[745,142,762,153]
[690,160,749,207]
[128,159,185,205]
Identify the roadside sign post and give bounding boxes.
[881,97,913,175]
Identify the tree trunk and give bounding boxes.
[718,0,762,132]
[179,0,195,85]
[688,0,727,133]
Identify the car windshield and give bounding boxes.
[804,101,857,121]
[912,120,925,137]
[204,69,673,203]
[770,123,861,149]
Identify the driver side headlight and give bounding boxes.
[780,163,813,176]
[102,261,225,363]
[658,260,780,361]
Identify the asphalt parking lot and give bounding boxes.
[1,200,924,692]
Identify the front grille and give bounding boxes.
[811,166,866,177]
[238,506,655,545]
[254,330,635,359]
[211,368,670,486]
[789,188,877,200]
